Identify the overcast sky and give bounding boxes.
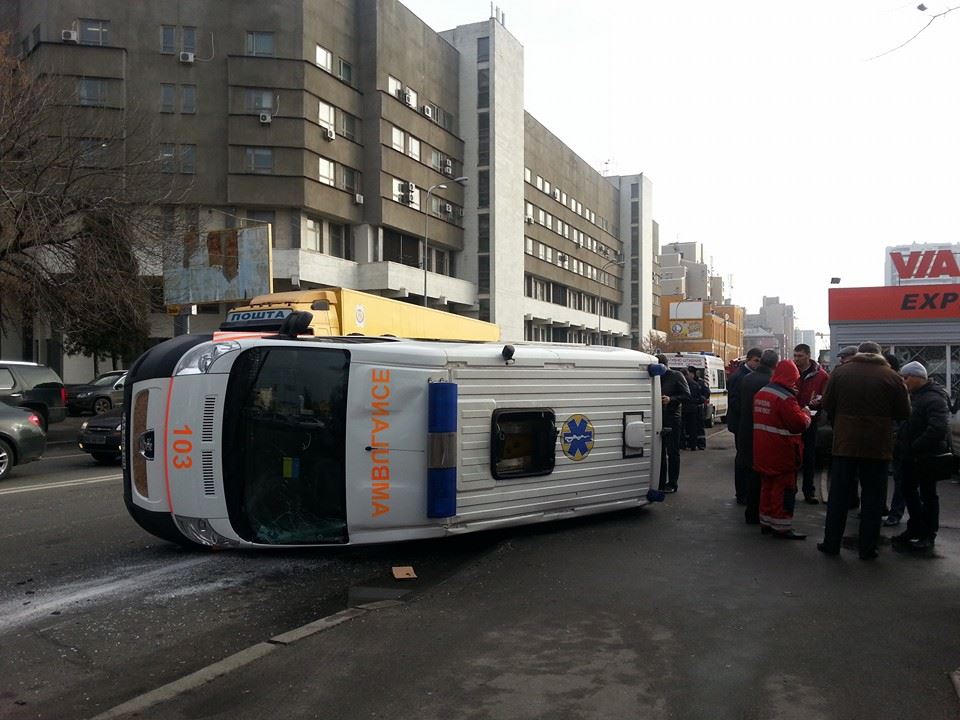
[400,0,960,334]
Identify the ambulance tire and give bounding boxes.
[704,408,715,428]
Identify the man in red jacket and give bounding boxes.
[793,344,829,503]
[753,360,812,539]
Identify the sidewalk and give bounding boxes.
[109,433,960,720]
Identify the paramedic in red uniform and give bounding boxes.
[753,360,812,539]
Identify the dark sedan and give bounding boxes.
[77,408,122,464]
[0,403,46,480]
[67,371,126,415]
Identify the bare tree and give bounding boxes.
[638,330,667,355]
[0,34,185,362]
[870,4,960,59]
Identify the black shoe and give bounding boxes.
[663,484,678,494]
[773,530,806,540]
[907,537,934,552]
[817,542,840,556]
[891,531,919,546]
[803,496,820,505]
[883,515,902,527]
[760,525,772,534]
[859,549,879,560]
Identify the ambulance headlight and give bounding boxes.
[174,341,242,376]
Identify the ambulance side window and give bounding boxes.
[490,409,557,480]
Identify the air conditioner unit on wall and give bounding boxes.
[179,51,195,63]
[444,203,453,213]
[61,29,78,43]
[259,112,272,124]
[324,127,336,141]
[444,160,453,176]
[422,105,433,119]
[403,90,414,106]
[354,193,364,205]
[525,215,534,224]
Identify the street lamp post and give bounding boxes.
[722,312,730,362]
[423,176,468,307]
[596,254,625,345]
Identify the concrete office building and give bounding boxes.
[745,296,795,358]
[4,0,656,378]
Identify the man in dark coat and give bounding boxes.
[728,348,762,504]
[681,367,710,450]
[817,342,911,560]
[893,361,951,552]
[738,349,778,523]
[657,354,691,493]
[793,343,829,504]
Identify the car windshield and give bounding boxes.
[222,346,349,544]
[91,374,122,386]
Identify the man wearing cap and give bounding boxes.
[893,361,951,552]
[836,346,858,366]
[818,342,911,560]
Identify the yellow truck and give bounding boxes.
[218,288,500,342]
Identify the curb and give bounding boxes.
[89,600,404,719]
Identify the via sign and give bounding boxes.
[886,245,960,285]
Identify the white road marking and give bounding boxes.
[0,474,121,495]
[0,556,215,634]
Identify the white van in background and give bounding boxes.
[666,352,728,427]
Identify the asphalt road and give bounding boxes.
[0,417,500,720]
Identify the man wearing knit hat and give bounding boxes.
[893,360,952,552]
[818,342,911,560]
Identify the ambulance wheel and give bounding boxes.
[705,409,715,428]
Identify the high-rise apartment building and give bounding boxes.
[4,1,657,379]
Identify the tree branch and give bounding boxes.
[869,4,960,60]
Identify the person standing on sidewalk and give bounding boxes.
[882,352,906,526]
[657,355,691,494]
[738,349,778,524]
[817,342,911,560]
[728,348,762,504]
[753,360,811,539]
[681,367,710,450]
[892,361,952,553]
[793,344,829,504]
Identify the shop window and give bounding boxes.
[490,409,557,480]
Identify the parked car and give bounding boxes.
[0,361,67,431]
[77,408,122,464]
[0,403,45,480]
[67,371,126,415]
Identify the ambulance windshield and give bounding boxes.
[222,346,350,544]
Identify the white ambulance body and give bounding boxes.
[122,336,665,548]
[665,352,728,426]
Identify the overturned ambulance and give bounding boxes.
[122,329,666,548]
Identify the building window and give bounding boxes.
[391,126,405,152]
[388,75,402,97]
[79,138,108,168]
[304,217,321,251]
[478,255,490,294]
[318,157,335,186]
[181,84,196,114]
[315,44,332,72]
[477,69,489,109]
[329,223,350,259]
[478,170,489,209]
[524,167,531,183]
[180,144,196,174]
[318,100,334,130]
[339,59,353,85]
[160,83,175,113]
[339,113,356,140]
[477,36,490,63]
[79,19,110,46]
[406,87,418,108]
[160,25,176,53]
[543,180,551,195]
[341,167,358,193]
[78,78,107,107]
[182,26,197,53]
[408,136,420,162]
[477,112,489,166]
[245,31,275,57]
[382,229,420,267]
[159,143,176,173]
[244,88,274,112]
[244,147,273,174]
[490,410,557,480]
[478,214,490,253]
